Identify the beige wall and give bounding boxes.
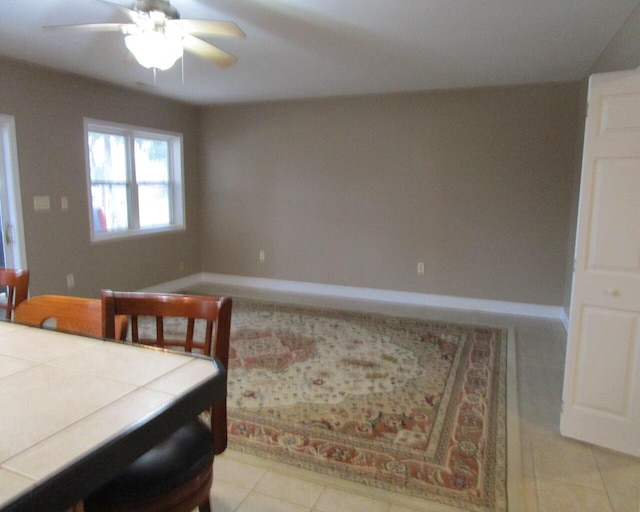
[0,57,202,297]
[200,83,581,306]
[2,7,638,309]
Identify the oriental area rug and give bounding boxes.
[221,299,518,512]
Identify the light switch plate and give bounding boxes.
[33,195,50,211]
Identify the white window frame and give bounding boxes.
[84,118,185,243]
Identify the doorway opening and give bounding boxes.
[0,114,27,271]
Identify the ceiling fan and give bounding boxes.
[44,0,245,71]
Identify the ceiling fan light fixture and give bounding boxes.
[44,0,243,70]
[125,31,183,71]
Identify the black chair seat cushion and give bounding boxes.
[88,418,214,506]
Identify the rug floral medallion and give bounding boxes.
[225,300,509,512]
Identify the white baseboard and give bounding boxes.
[141,272,566,322]
[138,273,207,294]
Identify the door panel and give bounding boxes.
[574,307,638,416]
[600,93,640,133]
[589,159,640,271]
[561,70,640,456]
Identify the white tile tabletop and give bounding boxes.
[0,322,224,512]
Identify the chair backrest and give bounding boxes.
[0,268,29,320]
[14,295,128,340]
[101,290,232,454]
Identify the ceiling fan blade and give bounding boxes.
[181,34,238,67]
[94,0,138,22]
[43,22,128,33]
[170,19,246,38]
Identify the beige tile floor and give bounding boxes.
[191,287,640,512]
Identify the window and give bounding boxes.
[85,119,184,242]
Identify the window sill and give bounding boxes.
[91,225,186,244]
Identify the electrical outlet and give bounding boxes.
[66,273,75,288]
[417,262,425,275]
[259,250,265,262]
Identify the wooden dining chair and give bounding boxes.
[13,295,127,340]
[84,290,233,512]
[0,268,29,320]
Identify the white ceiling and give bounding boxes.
[1,0,638,105]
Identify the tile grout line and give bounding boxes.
[591,447,617,512]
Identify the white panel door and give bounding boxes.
[561,70,640,456]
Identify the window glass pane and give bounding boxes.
[88,132,127,182]
[91,184,129,231]
[135,138,169,182]
[138,184,170,228]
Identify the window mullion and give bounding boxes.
[127,134,140,230]
[167,141,175,224]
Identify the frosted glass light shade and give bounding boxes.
[125,32,183,71]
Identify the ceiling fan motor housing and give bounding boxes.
[134,0,179,20]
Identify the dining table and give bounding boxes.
[0,320,226,512]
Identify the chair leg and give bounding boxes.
[198,497,211,512]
